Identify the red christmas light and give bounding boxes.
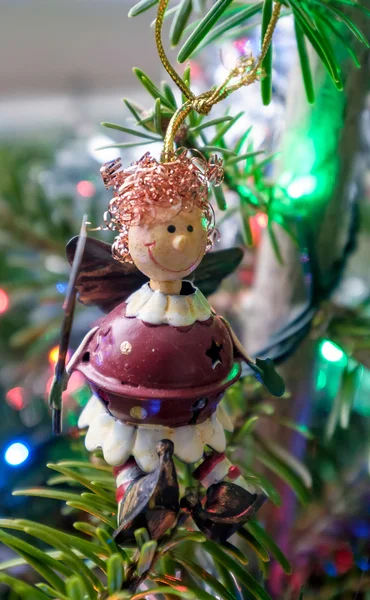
[6,387,25,410]
[334,547,354,574]
[0,289,9,314]
[256,213,268,228]
[76,180,96,198]
[250,212,268,246]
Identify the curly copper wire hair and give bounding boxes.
[100,150,223,263]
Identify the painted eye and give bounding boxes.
[187,225,194,232]
[167,225,176,233]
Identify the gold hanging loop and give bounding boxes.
[156,1,282,161]
[155,0,194,101]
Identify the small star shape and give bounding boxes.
[206,339,223,370]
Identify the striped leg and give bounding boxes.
[193,451,257,494]
[182,451,266,541]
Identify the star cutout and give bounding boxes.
[205,339,223,370]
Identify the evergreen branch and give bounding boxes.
[177,0,234,62]
[203,541,273,600]
[172,555,237,600]
[254,434,312,504]
[246,521,292,574]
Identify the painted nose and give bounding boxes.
[172,234,187,251]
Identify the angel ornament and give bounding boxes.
[52,151,284,543]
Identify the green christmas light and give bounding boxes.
[319,340,345,363]
[287,175,317,199]
[316,369,327,390]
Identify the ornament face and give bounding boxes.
[128,206,207,282]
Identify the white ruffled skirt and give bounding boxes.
[78,395,233,473]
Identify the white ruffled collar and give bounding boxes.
[125,281,212,327]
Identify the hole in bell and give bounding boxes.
[192,397,207,410]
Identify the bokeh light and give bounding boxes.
[76,180,96,198]
[49,346,59,365]
[287,175,317,199]
[256,213,268,228]
[4,442,29,466]
[6,387,25,411]
[0,289,9,314]
[320,340,345,363]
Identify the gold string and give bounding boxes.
[155,0,194,100]
[156,0,282,161]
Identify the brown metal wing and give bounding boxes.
[66,236,148,313]
[192,246,244,296]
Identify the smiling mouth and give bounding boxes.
[145,241,202,274]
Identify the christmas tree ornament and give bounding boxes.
[50,0,285,543]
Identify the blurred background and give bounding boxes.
[1,0,370,598]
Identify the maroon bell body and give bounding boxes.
[69,300,242,428]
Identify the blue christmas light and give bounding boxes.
[56,282,68,294]
[4,442,29,466]
[324,561,337,577]
[356,557,370,572]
